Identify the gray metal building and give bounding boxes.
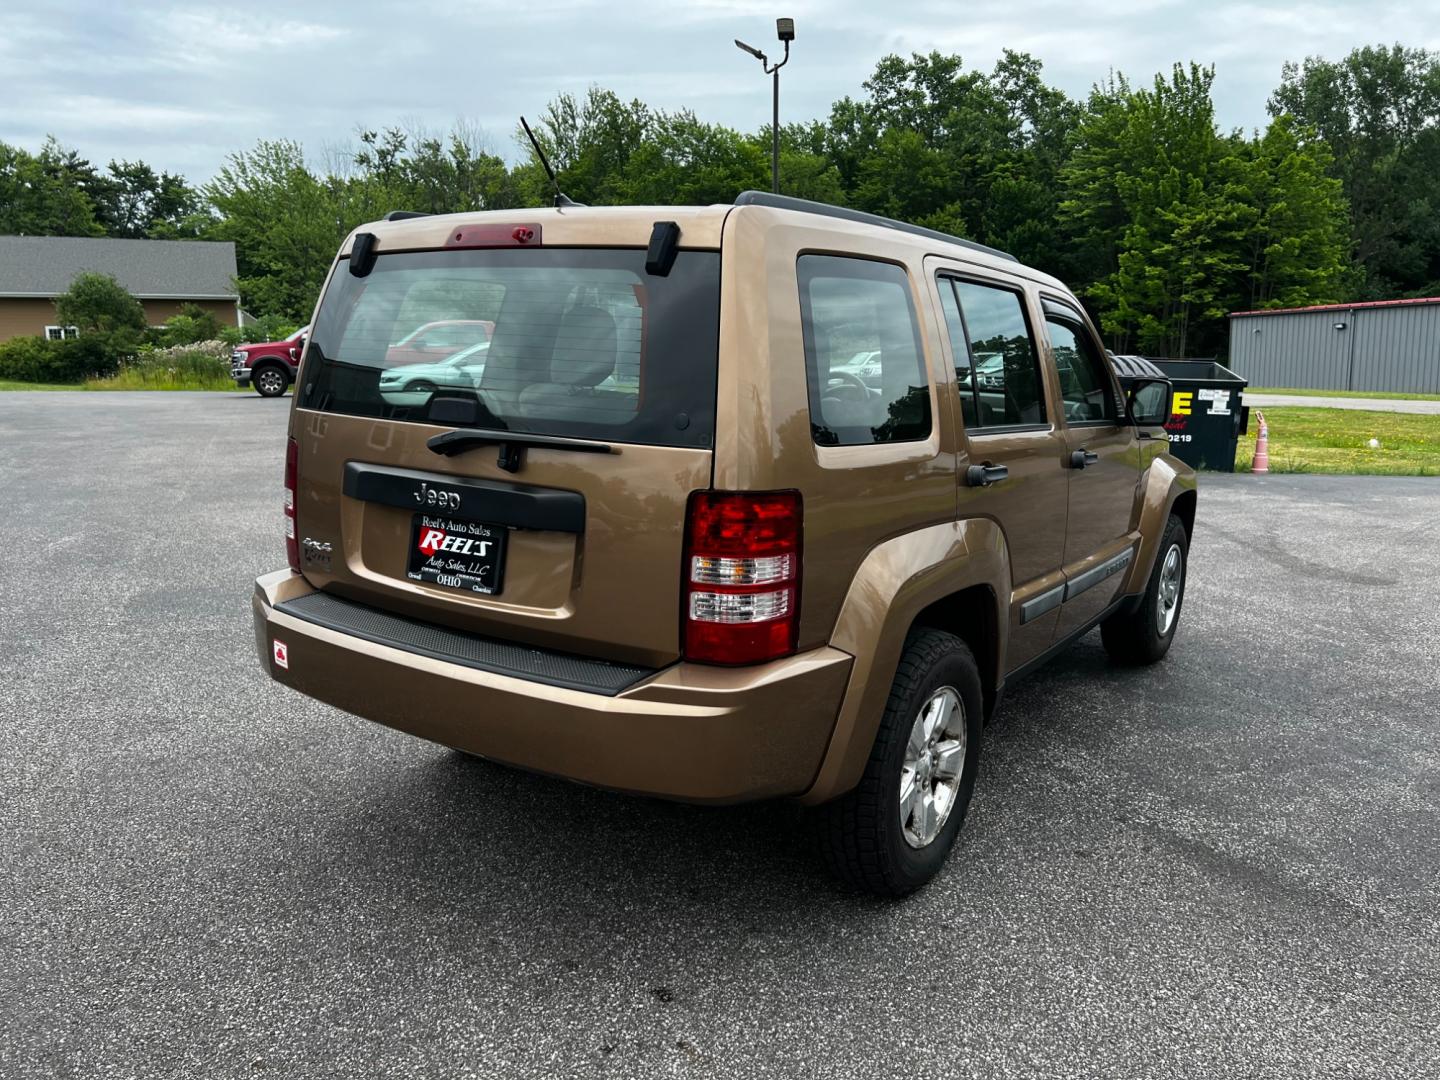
[1227,297,1440,393]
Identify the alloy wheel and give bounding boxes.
[1156,543,1183,635]
[899,686,967,849]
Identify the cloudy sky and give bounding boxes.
[4,0,1438,183]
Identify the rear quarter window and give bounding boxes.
[797,255,931,447]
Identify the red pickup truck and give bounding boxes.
[232,320,493,397]
[231,326,309,397]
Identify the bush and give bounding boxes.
[0,333,130,383]
[158,303,223,348]
[86,340,235,390]
[0,336,53,382]
[57,334,127,380]
[54,272,147,335]
[152,339,231,362]
[219,314,298,347]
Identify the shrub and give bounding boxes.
[0,336,54,382]
[219,314,298,346]
[56,334,127,380]
[150,339,231,362]
[158,303,223,347]
[85,340,235,390]
[0,333,130,382]
[54,272,147,335]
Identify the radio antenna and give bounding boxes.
[520,116,582,208]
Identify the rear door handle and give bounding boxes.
[1070,449,1099,469]
[966,463,1009,487]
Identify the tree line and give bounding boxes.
[3,44,1438,358]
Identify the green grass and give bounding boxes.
[1,376,239,391]
[84,347,239,391]
[1248,386,1440,401]
[1234,406,1440,476]
[83,371,240,391]
[0,379,84,391]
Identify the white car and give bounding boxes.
[379,340,490,393]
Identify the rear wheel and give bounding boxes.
[819,629,984,897]
[254,365,289,398]
[1101,514,1188,664]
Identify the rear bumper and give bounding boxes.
[252,570,853,804]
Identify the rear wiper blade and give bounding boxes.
[426,427,614,474]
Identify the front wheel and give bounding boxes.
[254,366,289,398]
[819,629,984,897]
[1101,514,1188,665]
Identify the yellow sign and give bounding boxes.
[1172,391,1193,416]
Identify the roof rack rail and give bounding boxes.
[383,210,430,221]
[732,191,1017,263]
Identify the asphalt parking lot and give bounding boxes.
[2,392,1437,1079]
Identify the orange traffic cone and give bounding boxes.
[1251,409,1269,474]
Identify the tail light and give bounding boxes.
[284,436,300,572]
[683,491,801,665]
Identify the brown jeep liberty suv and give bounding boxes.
[253,192,1195,895]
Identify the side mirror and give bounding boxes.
[1126,378,1172,427]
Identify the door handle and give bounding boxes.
[966,463,1009,487]
[1070,449,1099,469]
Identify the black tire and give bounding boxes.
[1101,514,1189,665]
[254,365,289,398]
[819,629,984,897]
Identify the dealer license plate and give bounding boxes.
[406,513,507,596]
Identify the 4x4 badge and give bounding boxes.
[301,537,333,571]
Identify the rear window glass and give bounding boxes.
[797,255,931,447]
[298,247,720,449]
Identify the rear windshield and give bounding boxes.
[298,247,720,449]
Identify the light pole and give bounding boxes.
[735,18,794,194]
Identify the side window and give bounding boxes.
[952,280,1046,428]
[427,325,467,347]
[936,281,979,429]
[798,255,932,447]
[1046,316,1117,422]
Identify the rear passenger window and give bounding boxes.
[949,279,1046,429]
[798,255,931,447]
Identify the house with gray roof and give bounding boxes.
[0,235,239,342]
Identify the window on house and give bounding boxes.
[45,326,79,341]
